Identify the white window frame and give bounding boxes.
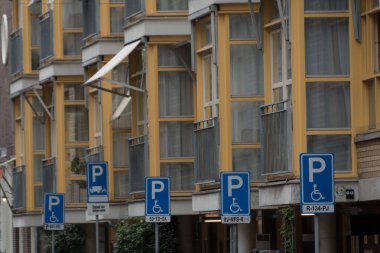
[202,53,219,118]
[270,28,292,102]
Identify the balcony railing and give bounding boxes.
[12,165,26,210]
[128,135,148,193]
[42,157,56,194]
[40,11,54,61]
[125,0,145,20]
[194,118,220,184]
[85,145,104,163]
[83,0,100,39]
[260,100,293,175]
[10,29,23,75]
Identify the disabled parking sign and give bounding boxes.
[145,177,171,223]
[220,172,251,224]
[44,193,64,230]
[300,153,335,214]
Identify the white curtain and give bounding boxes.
[159,122,193,158]
[156,0,187,11]
[306,82,350,128]
[305,18,349,76]
[230,45,263,96]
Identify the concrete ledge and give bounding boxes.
[10,77,39,98]
[359,177,380,201]
[189,0,260,17]
[39,61,84,81]
[128,197,194,217]
[82,39,124,65]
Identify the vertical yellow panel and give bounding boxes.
[100,1,110,36]
[218,14,232,171]
[263,1,273,104]
[54,0,63,58]
[55,83,66,193]
[290,0,305,177]
[102,74,114,199]
[23,3,32,73]
[146,0,155,15]
[23,96,34,210]
[147,45,160,176]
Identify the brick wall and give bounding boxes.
[0,0,13,155]
[357,138,380,179]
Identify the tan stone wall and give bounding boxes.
[357,138,380,179]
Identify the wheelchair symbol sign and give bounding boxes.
[220,172,250,217]
[300,153,335,214]
[145,177,170,222]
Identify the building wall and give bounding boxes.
[0,0,13,158]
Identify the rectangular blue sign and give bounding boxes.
[87,162,109,203]
[145,177,170,217]
[300,153,335,214]
[44,193,64,228]
[221,172,250,216]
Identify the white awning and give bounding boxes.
[111,97,131,121]
[83,40,140,86]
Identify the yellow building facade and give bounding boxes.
[6,0,380,252]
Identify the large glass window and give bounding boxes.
[161,163,194,191]
[62,0,83,56]
[229,14,255,40]
[233,149,261,180]
[231,102,263,144]
[305,18,349,76]
[159,72,193,117]
[306,82,351,129]
[308,135,352,171]
[304,0,348,11]
[230,44,263,96]
[160,122,193,158]
[157,0,188,11]
[110,0,124,34]
[365,79,376,129]
[64,84,88,204]
[30,3,41,70]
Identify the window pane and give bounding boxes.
[33,117,45,150]
[114,171,128,198]
[230,44,263,96]
[34,155,44,182]
[62,0,83,28]
[112,63,129,83]
[159,72,193,117]
[32,49,40,70]
[377,13,380,72]
[366,80,376,129]
[113,132,130,168]
[273,87,283,102]
[306,82,350,128]
[31,14,41,46]
[158,45,181,67]
[229,14,255,40]
[112,89,131,129]
[305,18,349,76]
[231,101,263,143]
[161,163,194,191]
[203,54,212,103]
[63,33,82,56]
[64,84,85,101]
[232,149,261,181]
[157,0,188,11]
[65,147,87,176]
[110,7,124,33]
[66,180,87,203]
[305,0,348,11]
[307,135,352,171]
[200,20,212,47]
[271,30,282,83]
[65,105,89,142]
[34,186,43,208]
[160,122,193,158]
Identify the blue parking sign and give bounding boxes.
[44,193,64,230]
[145,177,170,223]
[87,162,109,203]
[220,172,251,223]
[300,153,334,214]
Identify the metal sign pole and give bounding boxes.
[155,223,159,253]
[230,224,238,253]
[52,230,55,253]
[314,215,319,253]
[96,214,100,253]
